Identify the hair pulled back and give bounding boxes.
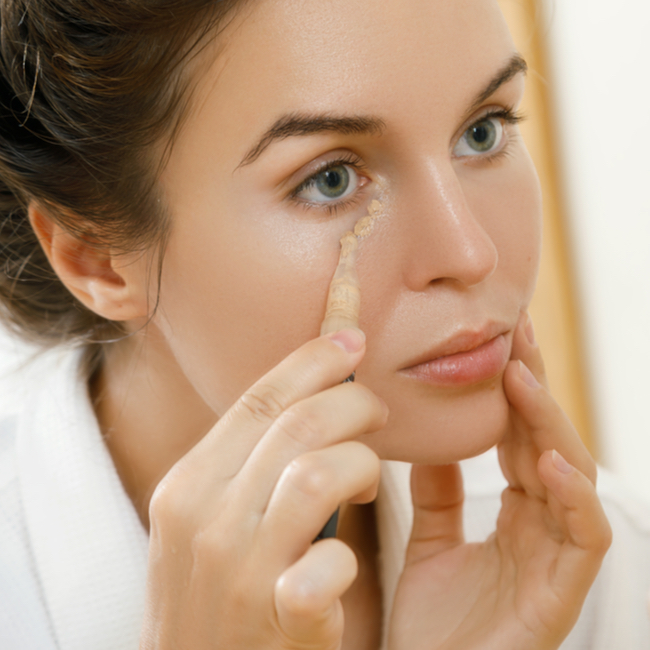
[0,0,241,345]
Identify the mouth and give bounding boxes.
[399,324,511,387]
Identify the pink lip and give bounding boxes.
[400,326,511,387]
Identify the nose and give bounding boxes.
[398,159,499,291]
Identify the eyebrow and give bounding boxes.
[467,53,528,113]
[237,114,386,168]
[236,53,527,169]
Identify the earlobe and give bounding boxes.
[27,203,151,322]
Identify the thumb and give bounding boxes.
[405,463,465,565]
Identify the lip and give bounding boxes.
[400,324,511,387]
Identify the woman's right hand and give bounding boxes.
[139,328,386,650]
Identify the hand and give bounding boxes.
[387,314,612,650]
[139,329,387,650]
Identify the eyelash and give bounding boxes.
[289,151,370,216]
[288,106,526,216]
[457,106,525,162]
[476,106,524,128]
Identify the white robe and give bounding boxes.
[1,347,650,649]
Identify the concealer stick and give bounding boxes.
[319,232,361,335]
[319,199,382,336]
[314,200,383,542]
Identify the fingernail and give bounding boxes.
[519,360,540,389]
[552,449,574,475]
[328,328,366,353]
[525,314,536,346]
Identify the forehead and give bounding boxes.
[184,0,515,159]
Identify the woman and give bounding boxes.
[0,0,638,648]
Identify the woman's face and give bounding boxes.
[153,0,542,464]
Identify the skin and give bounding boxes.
[27,0,611,648]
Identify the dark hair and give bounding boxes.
[0,0,242,346]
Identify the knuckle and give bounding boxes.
[190,505,252,568]
[362,443,382,477]
[276,574,323,617]
[191,526,235,565]
[345,439,380,471]
[284,455,334,501]
[149,474,187,525]
[353,384,387,422]
[239,382,289,423]
[595,517,613,554]
[273,404,324,449]
[148,465,213,533]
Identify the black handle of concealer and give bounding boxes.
[313,371,355,543]
[314,509,340,542]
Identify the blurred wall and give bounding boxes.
[539,0,650,498]
[499,0,597,455]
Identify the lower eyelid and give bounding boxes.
[292,178,370,215]
[460,139,513,165]
[293,163,369,203]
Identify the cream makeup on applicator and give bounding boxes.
[319,199,383,336]
[314,199,383,541]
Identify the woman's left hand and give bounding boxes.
[387,313,612,650]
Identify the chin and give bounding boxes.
[362,375,510,465]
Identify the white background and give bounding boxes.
[542,0,650,499]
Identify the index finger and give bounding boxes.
[500,359,597,500]
[509,312,549,390]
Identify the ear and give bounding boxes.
[28,203,151,322]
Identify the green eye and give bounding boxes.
[453,116,504,157]
[314,165,350,198]
[466,119,497,152]
[297,164,358,203]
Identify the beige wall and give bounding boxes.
[538,0,650,499]
[498,0,597,455]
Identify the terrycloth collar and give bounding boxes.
[16,348,149,650]
[375,460,412,649]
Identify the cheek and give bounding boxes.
[155,212,342,414]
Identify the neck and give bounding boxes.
[91,327,217,529]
